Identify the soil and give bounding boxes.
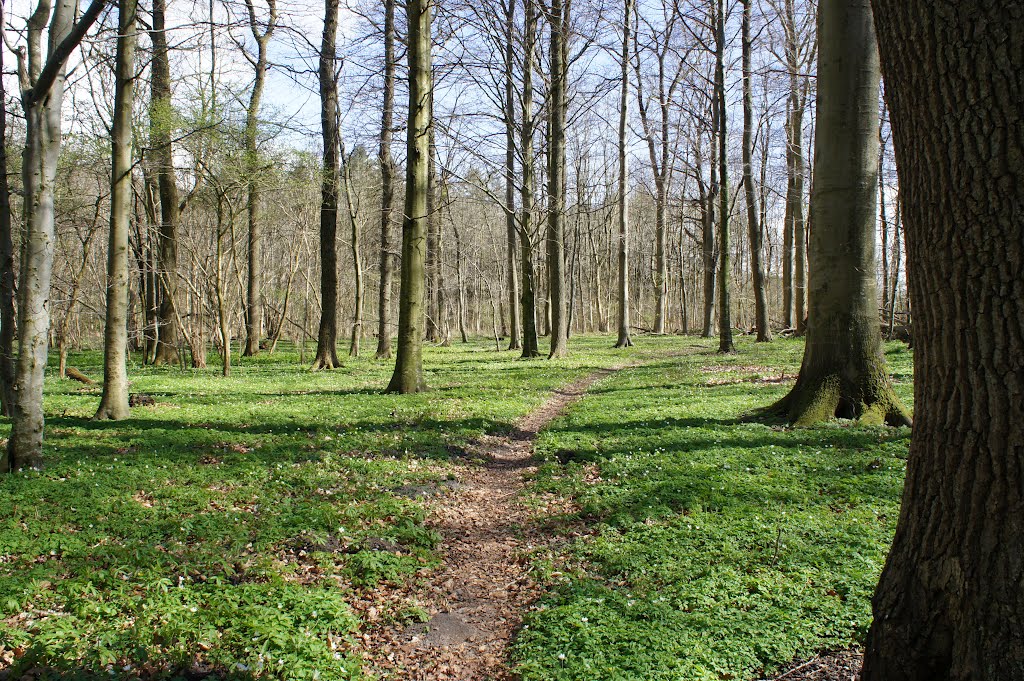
[359,367,623,680]
[764,649,862,681]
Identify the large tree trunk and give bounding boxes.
[741,0,771,342]
[714,0,735,353]
[765,0,909,426]
[546,0,569,358]
[311,0,341,371]
[375,0,397,360]
[614,0,633,348]
[95,0,137,420]
[519,0,541,358]
[386,0,431,393]
[150,0,181,366]
[242,0,276,357]
[862,2,1024,678]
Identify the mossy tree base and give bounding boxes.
[763,368,911,427]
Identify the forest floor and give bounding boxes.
[0,335,912,680]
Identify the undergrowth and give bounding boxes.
[514,337,913,681]
[0,337,675,679]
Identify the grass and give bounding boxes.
[0,336,678,680]
[512,337,914,681]
[0,335,914,680]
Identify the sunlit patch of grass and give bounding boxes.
[513,337,913,681]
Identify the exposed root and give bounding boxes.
[754,373,912,427]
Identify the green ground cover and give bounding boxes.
[513,337,913,681]
[0,337,677,680]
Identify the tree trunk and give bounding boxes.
[6,0,106,471]
[386,0,431,393]
[345,154,364,357]
[375,0,397,359]
[150,0,181,366]
[519,0,541,358]
[95,0,136,421]
[503,0,521,351]
[0,5,16,417]
[741,0,771,342]
[243,0,276,357]
[715,0,735,353]
[311,0,341,370]
[763,0,909,426]
[862,2,1024,677]
[614,0,633,348]
[546,0,569,358]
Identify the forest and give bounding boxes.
[0,0,1020,679]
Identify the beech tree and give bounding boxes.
[613,0,633,349]
[545,0,569,358]
[762,0,908,425]
[95,0,138,420]
[311,0,342,371]
[374,0,398,360]
[386,0,431,393]
[4,0,108,471]
[862,1,1023,677]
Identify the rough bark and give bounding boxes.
[741,0,771,342]
[242,0,276,357]
[614,0,633,348]
[546,0,569,358]
[763,0,909,426]
[375,0,397,360]
[311,0,341,371]
[95,0,137,421]
[862,2,1024,678]
[150,0,180,365]
[386,0,431,393]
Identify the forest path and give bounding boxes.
[362,364,627,680]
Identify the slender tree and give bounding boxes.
[242,0,277,356]
[546,0,569,358]
[503,0,521,351]
[0,2,16,417]
[5,0,108,471]
[375,0,397,359]
[863,1,1024,677]
[714,0,735,353]
[150,0,181,365]
[614,0,633,348]
[519,0,542,358]
[95,0,138,420]
[311,0,342,370]
[762,0,908,425]
[386,0,431,393]
[741,0,771,342]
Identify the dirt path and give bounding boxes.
[361,366,624,680]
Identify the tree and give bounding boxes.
[150,0,182,365]
[311,0,342,371]
[713,0,735,353]
[0,2,16,417]
[241,0,277,357]
[762,0,908,425]
[862,1,1024,678]
[545,0,569,358]
[4,0,108,472]
[503,0,522,351]
[374,0,397,360]
[95,0,137,420]
[386,0,431,393]
[740,0,770,342]
[519,0,542,358]
[614,0,633,348]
